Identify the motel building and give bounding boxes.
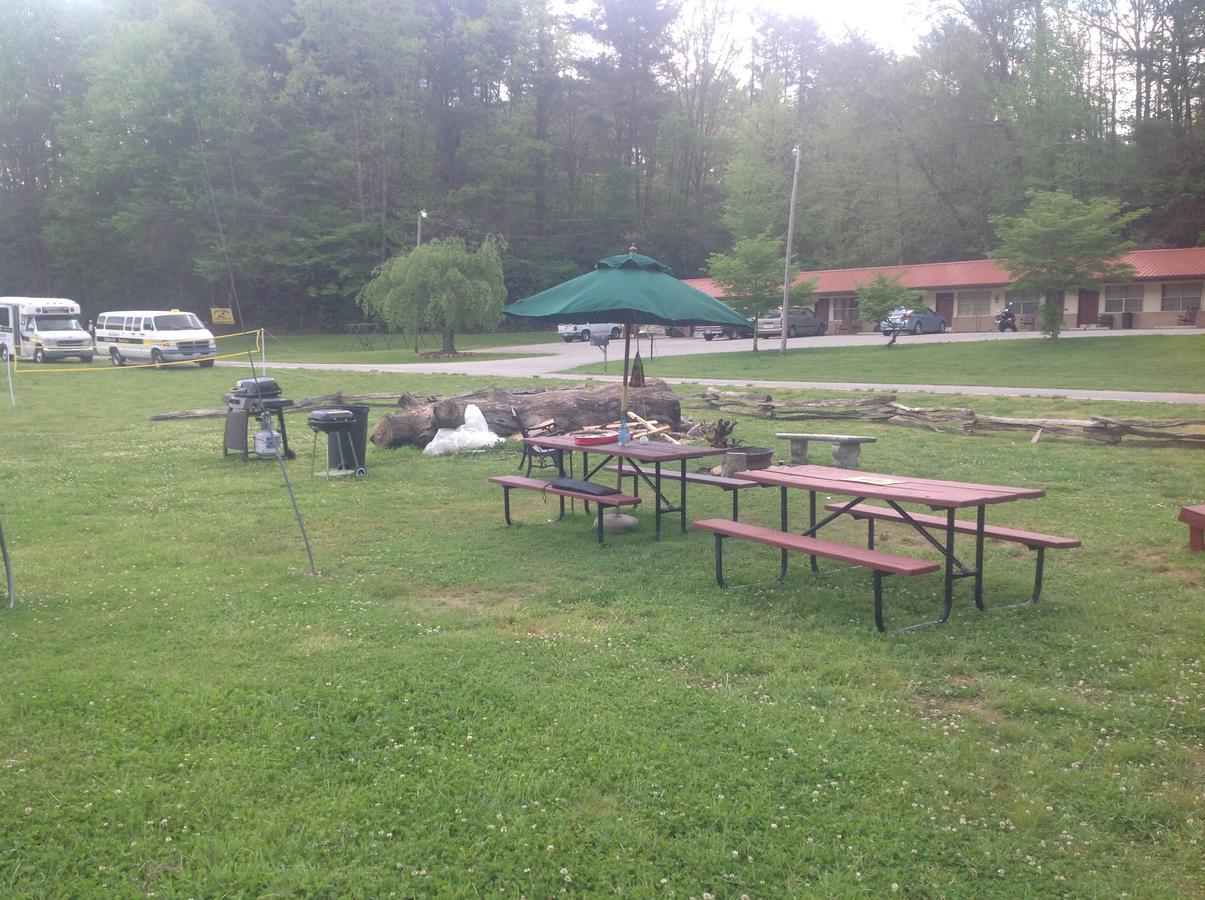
[684,246,1204,333]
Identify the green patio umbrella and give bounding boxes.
[504,249,748,412]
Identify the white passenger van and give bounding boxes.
[94,309,217,368]
[0,297,94,363]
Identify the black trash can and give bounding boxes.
[1122,311,1134,329]
[1097,313,1115,329]
[329,404,370,474]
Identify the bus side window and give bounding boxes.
[144,318,155,331]
[123,317,134,331]
[0,308,8,327]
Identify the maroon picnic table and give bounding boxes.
[736,464,1046,627]
[522,434,727,540]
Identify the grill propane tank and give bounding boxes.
[254,424,281,457]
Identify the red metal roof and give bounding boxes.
[684,247,1205,298]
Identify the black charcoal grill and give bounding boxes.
[222,376,295,460]
[307,407,368,476]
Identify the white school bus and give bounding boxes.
[0,297,94,363]
[93,309,217,368]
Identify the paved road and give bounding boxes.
[246,327,1205,405]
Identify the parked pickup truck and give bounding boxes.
[556,322,623,343]
[700,318,755,340]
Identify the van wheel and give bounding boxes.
[578,329,591,343]
[787,326,797,338]
[110,348,125,366]
[609,327,621,339]
[81,353,93,363]
[33,347,46,363]
[0,345,8,362]
[150,348,164,369]
[703,333,715,341]
[198,359,215,368]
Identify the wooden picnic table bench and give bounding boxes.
[825,502,1080,607]
[488,474,640,544]
[602,464,760,519]
[1180,504,1205,551]
[693,518,940,632]
[775,432,877,469]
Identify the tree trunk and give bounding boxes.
[371,380,682,449]
[442,326,456,354]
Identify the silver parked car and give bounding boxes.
[876,306,947,335]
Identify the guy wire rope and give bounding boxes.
[182,48,316,575]
[1,517,12,609]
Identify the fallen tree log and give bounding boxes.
[150,392,421,421]
[370,379,682,449]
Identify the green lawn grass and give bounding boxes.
[1,365,1203,896]
[253,329,560,365]
[572,334,1205,393]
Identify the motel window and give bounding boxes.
[1161,282,1202,312]
[1004,290,1040,315]
[1104,284,1144,313]
[831,296,859,320]
[957,290,991,317]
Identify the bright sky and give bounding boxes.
[558,0,936,60]
[750,0,932,56]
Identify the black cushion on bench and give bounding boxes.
[548,477,620,496]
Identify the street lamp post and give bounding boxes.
[780,145,801,354]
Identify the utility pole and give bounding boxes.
[415,209,427,352]
[780,145,801,354]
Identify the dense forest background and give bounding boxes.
[2,0,1202,327]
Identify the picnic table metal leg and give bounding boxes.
[713,533,727,587]
[974,505,986,610]
[991,546,1046,610]
[809,490,819,572]
[679,459,688,533]
[939,509,955,624]
[502,486,513,525]
[731,489,739,521]
[873,571,885,632]
[597,503,606,544]
[778,487,789,580]
[654,461,663,541]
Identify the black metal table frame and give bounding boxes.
[784,488,986,632]
[561,450,690,541]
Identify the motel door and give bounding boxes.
[935,292,954,325]
[814,297,830,323]
[1077,289,1099,326]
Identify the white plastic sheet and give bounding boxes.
[422,403,503,455]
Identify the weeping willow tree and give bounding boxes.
[358,237,507,353]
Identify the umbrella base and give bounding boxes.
[599,510,639,534]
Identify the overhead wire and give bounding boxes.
[182,49,316,575]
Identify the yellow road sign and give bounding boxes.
[210,307,235,325]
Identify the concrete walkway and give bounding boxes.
[247,327,1205,405]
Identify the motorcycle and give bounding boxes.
[995,304,1018,332]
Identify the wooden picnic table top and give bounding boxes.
[524,434,727,464]
[735,464,1045,510]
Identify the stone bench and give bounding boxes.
[775,432,877,469]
